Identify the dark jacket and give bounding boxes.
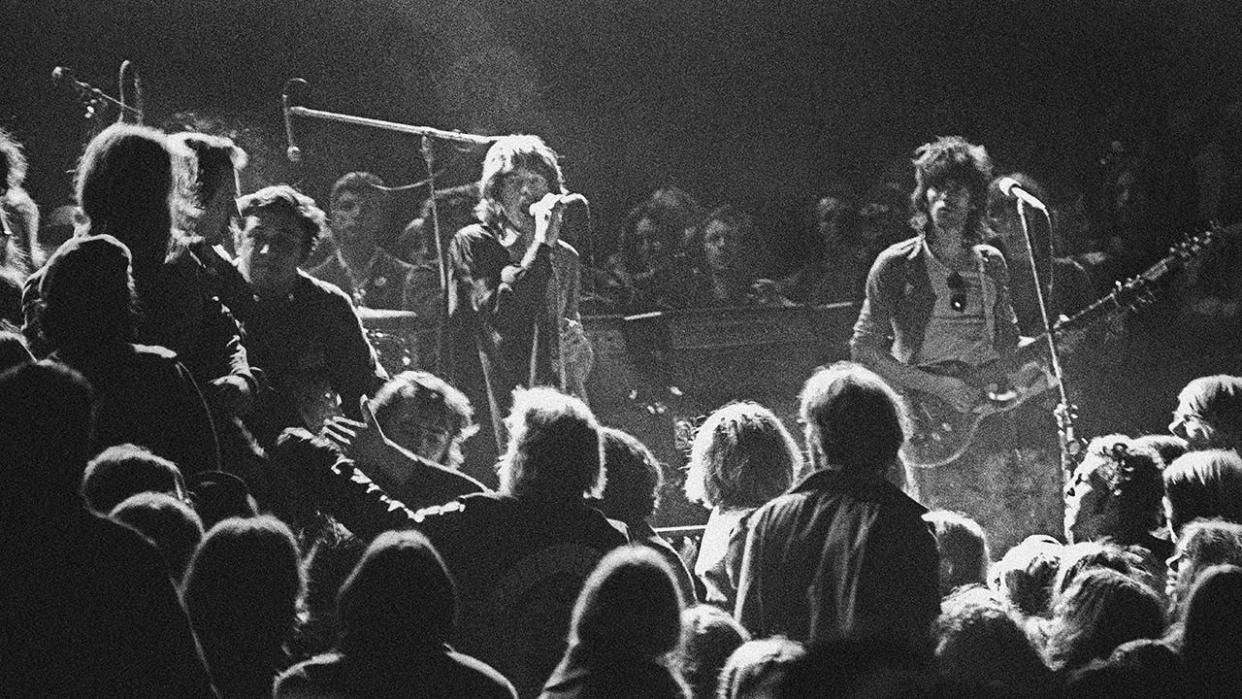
[734,468,939,650]
[281,437,627,698]
[47,344,221,477]
[1,499,217,698]
[540,657,688,699]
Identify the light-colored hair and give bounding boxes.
[800,361,907,473]
[498,386,604,501]
[924,510,990,596]
[1164,449,1242,534]
[683,401,800,509]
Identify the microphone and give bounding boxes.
[281,78,307,163]
[997,177,1048,212]
[528,192,588,216]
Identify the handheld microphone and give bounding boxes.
[281,78,307,163]
[997,177,1048,212]
[528,192,588,216]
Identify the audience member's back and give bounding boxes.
[0,362,215,697]
[109,491,204,586]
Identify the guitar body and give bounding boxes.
[901,355,1052,469]
[899,224,1221,469]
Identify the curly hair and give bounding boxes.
[371,371,477,468]
[235,184,327,257]
[620,186,702,273]
[683,401,800,509]
[1068,435,1165,541]
[909,136,994,245]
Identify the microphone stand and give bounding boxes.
[1015,199,1080,483]
[282,86,498,378]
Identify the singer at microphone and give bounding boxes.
[445,135,594,467]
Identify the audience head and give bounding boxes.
[566,546,684,665]
[695,204,751,277]
[910,136,994,245]
[109,491,203,584]
[923,510,990,596]
[186,470,259,531]
[718,637,806,699]
[1163,449,1242,535]
[0,128,32,273]
[935,586,1050,690]
[183,516,304,659]
[329,171,387,249]
[1044,568,1164,672]
[371,371,477,468]
[991,534,1063,618]
[74,123,175,267]
[80,443,186,514]
[498,386,604,502]
[39,234,138,350]
[799,361,906,475]
[1064,435,1163,544]
[0,330,34,373]
[598,427,663,526]
[0,362,95,500]
[1166,519,1242,609]
[234,184,326,298]
[1053,541,1147,597]
[337,529,458,658]
[812,182,859,251]
[684,401,800,510]
[673,604,749,699]
[1130,433,1189,469]
[1170,375,1242,451]
[1181,564,1242,692]
[477,134,564,232]
[298,525,367,657]
[621,186,701,275]
[168,131,245,244]
[773,637,933,699]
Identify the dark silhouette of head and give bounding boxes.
[0,362,96,503]
[672,604,749,699]
[109,491,203,585]
[923,510,990,597]
[565,546,684,666]
[0,330,34,373]
[185,470,259,532]
[183,516,304,693]
[1164,449,1242,534]
[81,443,186,514]
[39,234,138,351]
[337,529,458,658]
[497,386,604,503]
[800,361,906,475]
[1181,564,1242,693]
[599,427,664,526]
[1044,568,1165,673]
[719,637,807,699]
[935,586,1050,690]
[74,123,175,269]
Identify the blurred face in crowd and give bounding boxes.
[1063,457,1118,544]
[331,190,382,248]
[925,179,972,236]
[379,401,455,466]
[1169,396,1219,451]
[236,208,307,298]
[632,217,665,272]
[703,219,740,274]
[498,167,550,236]
[817,195,848,249]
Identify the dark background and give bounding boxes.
[4,0,1240,270]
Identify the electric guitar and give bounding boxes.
[901,225,1222,469]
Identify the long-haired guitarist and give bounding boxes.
[850,136,1062,551]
